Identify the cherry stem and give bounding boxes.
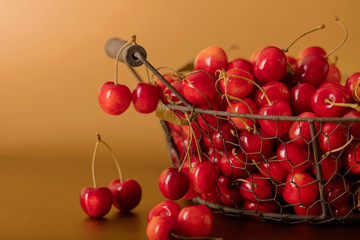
[282,24,325,53]
[321,134,354,159]
[185,112,202,162]
[233,178,258,189]
[325,16,348,58]
[325,99,360,112]
[96,132,124,183]
[91,136,100,188]
[353,78,360,102]
[231,148,255,166]
[170,232,223,240]
[115,35,137,85]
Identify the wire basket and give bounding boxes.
[105,38,360,224]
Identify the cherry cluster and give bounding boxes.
[157,29,360,219]
[147,201,217,240]
[79,133,142,218]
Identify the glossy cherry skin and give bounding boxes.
[154,74,176,91]
[288,111,320,146]
[98,82,132,115]
[318,122,348,153]
[311,87,348,118]
[79,187,113,218]
[219,68,254,99]
[177,204,213,238]
[289,83,317,115]
[244,200,279,213]
[326,64,341,83]
[227,58,254,74]
[258,160,288,182]
[218,150,251,179]
[189,160,219,194]
[196,112,223,133]
[312,155,341,181]
[217,175,243,207]
[183,71,217,106]
[240,174,273,202]
[253,46,287,84]
[318,81,352,103]
[226,98,258,130]
[210,123,238,152]
[342,110,360,138]
[295,53,329,87]
[277,142,312,173]
[283,172,319,207]
[345,72,360,102]
[146,215,180,240]
[331,201,353,216]
[257,100,292,137]
[324,176,352,207]
[158,167,190,200]
[343,141,360,175]
[293,201,322,216]
[297,46,326,61]
[132,83,162,113]
[239,128,274,163]
[162,80,184,104]
[194,46,228,77]
[254,81,290,108]
[147,200,182,222]
[108,179,142,212]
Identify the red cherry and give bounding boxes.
[258,160,288,182]
[226,98,258,130]
[283,172,319,207]
[342,110,360,138]
[297,46,327,61]
[312,155,341,181]
[239,174,273,202]
[289,83,317,115]
[210,122,238,151]
[227,58,254,75]
[158,167,190,200]
[324,176,352,207]
[189,160,219,194]
[79,187,113,218]
[218,150,251,179]
[200,190,221,205]
[293,201,322,215]
[311,86,348,118]
[345,72,360,102]
[331,201,353,216]
[343,141,360,175]
[239,128,274,163]
[253,46,287,84]
[194,46,228,77]
[182,71,216,106]
[318,81,352,103]
[219,68,254,99]
[147,200,182,222]
[257,100,292,137]
[162,80,184,104]
[244,200,279,213]
[326,64,341,83]
[318,122,348,153]
[98,82,131,115]
[295,54,329,87]
[277,142,312,173]
[146,215,180,240]
[196,111,224,133]
[254,81,290,108]
[288,111,320,146]
[217,175,243,207]
[108,179,142,212]
[131,83,162,113]
[177,204,213,238]
[154,74,176,91]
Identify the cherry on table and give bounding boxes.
[147,200,182,222]
[79,187,113,218]
[108,178,142,213]
[146,215,180,240]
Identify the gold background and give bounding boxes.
[1,0,360,239]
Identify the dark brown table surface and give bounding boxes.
[2,149,359,240]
